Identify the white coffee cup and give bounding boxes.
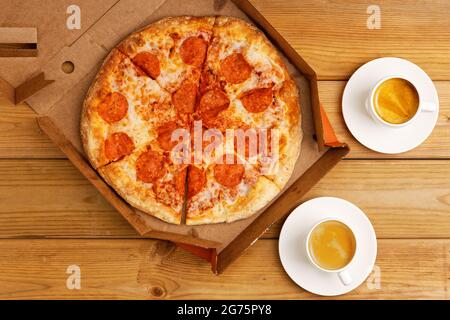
[365,75,437,128]
[305,218,357,286]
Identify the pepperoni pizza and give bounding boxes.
[81,16,302,225]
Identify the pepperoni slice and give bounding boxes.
[135,66,147,77]
[180,37,208,67]
[98,92,128,124]
[136,150,166,183]
[157,121,179,151]
[104,132,134,162]
[214,155,245,188]
[132,52,160,79]
[199,70,215,95]
[187,165,206,198]
[234,132,259,159]
[220,53,252,84]
[240,87,273,113]
[174,167,187,196]
[198,89,230,121]
[172,81,197,114]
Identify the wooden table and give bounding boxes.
[0,0,449,299]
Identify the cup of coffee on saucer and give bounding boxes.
[343,57,439,154]
[366,75,437,127]
[279,197,377,296]
[305,218,357,286]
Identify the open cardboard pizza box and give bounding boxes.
[0,0,349,273]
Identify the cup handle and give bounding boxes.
[338,270,352,286]
[365,97,371,112]
[421,101,437,112]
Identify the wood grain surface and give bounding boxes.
[0,239,447,299]
[252,0,450,80]
[0,0,449,299]
[0,159,449,239]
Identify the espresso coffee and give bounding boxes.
[373,78,419,124]
[308,220,356,271]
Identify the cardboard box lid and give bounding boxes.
[0,0,347,257]
[0,0,118,86]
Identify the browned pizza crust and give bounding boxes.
[80,49,125,169]
[98,146,184,224]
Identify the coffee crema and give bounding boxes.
[373,77,419,124]
[308,220,356,271]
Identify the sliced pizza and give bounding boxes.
[80,48,178,169]
[82,16,302,225]
[185,153,280,225]
[199,16,302,188]
[99,144,187,224]
[118,16,215,93]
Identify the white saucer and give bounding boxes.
[279,197,377,296]
[342,57,439,154]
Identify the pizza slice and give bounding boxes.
[206,16,288,98]
[118,16,215,93]
[99,144,187,224]
[231,80,301,189]
[81,48,178,169]
[200,16,302,189]
[185,151,280,225]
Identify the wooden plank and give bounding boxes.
[0,98,64,158]
[0,239,447,299]
[319,81,450,158]
[0,159,449,239]
[1,79,448,159]
[0,159,137,238]
[265,158,450,239]
[252,0,450,80]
